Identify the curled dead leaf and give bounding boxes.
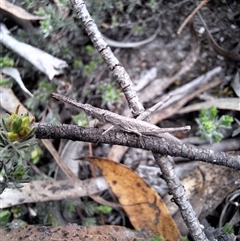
[84,157,182,241]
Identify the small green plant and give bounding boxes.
[35,202,60,226]
[223,223,234,234]
[146,0,157,12]
[0,210,11,227]
[80,201,98,216]
[25,81,56,118]
[134,25,143,36]
[30,146,42,165]
[97,83,121,105]
[29,2,78,60]
[85,45,95,56]
[72,112,90,127]
[0,106,36,194]
[195,106,233,143]
[111,15,118,27]
[79,201,112,226]
[0,56,14,68]
[1,105,35,142]
[0,77,13,88]
[84,217,97,226]
[21,0,35,10]
[35,6,65,38]
[84,60,96,75]
[83,45,103,76]
[148,236,163,241]
[66,202,76,212]
[94,205,112,214]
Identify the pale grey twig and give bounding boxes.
[137,95,171,121]
[70,0,144,116]
[197,11,240,61]
[154,154,208,241]
[102,25,161,48]
[69,1,209,240]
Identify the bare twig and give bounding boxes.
[35,123,240,171]
[197,11,240,61]
[177,0,211,34]
[102,25,161,48]
[138,22,200,103]
[70,0,144,116]
[137,95,171,121]
[41,139,78,181]
[69,1,209,239]
[154,155,207,241]
[150,66,223,123]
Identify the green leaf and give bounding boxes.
[195,106,233,143]
[11,117,22,133]
[85,45,95,56]
[0,56,14,68]
[84,217,96,226]
[72,112,89,127]
[223,223,234,234]
[220,115,233,126]
[94,205,112,214]
[148,236,163,241]
[13,166,26,181]
[66,202,75,212]
[209,106,217,119]
[0,210,11,226]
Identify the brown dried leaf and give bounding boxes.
[84,157,182,241]
[0,0,44,20]
[0,225,146,241]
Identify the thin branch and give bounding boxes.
[35,123,240,170]
[177,0,211,34]
[197,11,240,61]
[69,1,210,239]
[41,139,78,181]
[103,24,161,48]
[154,155,207,241]
[70,0,144,116]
